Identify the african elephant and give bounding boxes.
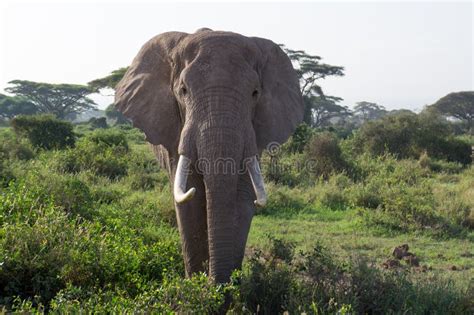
[115,28,304,284]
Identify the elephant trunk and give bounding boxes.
[190,91,254,283]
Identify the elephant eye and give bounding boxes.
[180,87,187,96]
[252,89,259,98]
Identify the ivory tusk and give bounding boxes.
[174,155,196,204]
[247,156,267,207]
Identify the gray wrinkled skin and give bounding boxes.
[115,28,304,284]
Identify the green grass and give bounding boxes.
[1,122,473,313]
[248,209,474,287]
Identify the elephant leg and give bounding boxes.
[233,173,255,271]
[175,172,209,277]
[152,145,209,276]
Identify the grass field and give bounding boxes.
[1,119,473,314]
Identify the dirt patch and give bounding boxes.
[382,244,427,271]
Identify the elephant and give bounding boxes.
[115,28,304,284]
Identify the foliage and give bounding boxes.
[350,111,472,164]
[0,128,35,161]
[88,67,128,91]
[281,45,345,126]
[234,237,472,314]
[5,80,96,119]
[88,117,108,129]
[429,91,474,132]
[286,123,315,153]
[0,124,473,313]
[11,114,75,150]
[282,46,344,98]
[0,181,183,308]
[54,129,129,179]
[304,132,348,179]
[0,93,37,119]
[306,95,351,128]
[353,101,388,123]
[105,103,129,125]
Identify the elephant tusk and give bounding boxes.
[174,155,196,204]
[247,156,267,207]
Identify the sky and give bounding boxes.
[0,0,472,111]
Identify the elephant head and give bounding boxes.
[115,29,303,283]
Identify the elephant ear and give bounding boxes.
[251,37,304,151]
[115,32,188,151]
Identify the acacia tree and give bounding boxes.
[353,101,387,122]
[5,80,96,120]
[105,103,129,125]
[430,91,474,133]
[280,46,345,126]
[88,67,128,92]
[308,95,351,127]
[0,94,38,119]
[89,68,130,125]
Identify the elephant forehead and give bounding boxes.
[181,31,260,64]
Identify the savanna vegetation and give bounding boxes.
[1,46,473,314]
[0,110,472,314]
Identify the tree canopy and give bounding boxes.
[353,101,388,122]
[430,91,474,132]
[105,103,129,125]
[5,80,97,120]
[88,68,128,92]
[0,94,38,119]
[280,45,345,127]
[281,46,345,98]
[308,95,351,128]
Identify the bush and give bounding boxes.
[0,181,183,309]
[257,184,313,216]
[234,237,472,314]
[0,129,35,161]
[53,129,129,179]
[286,123,315,153]
[11,115,75,150]
[351,111,472,164]
[344,155,471,235]
[0,129,35,184]
[418,151,464,174]
[304,132,348,179]
[261,152,307,187]
[32,172,94,219]
[88,117,108,129]
[41,274,225,314]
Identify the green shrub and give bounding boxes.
[88,117,108,129]
[11,114,75,150]
[351,111,472,164]
[234,237,472,314]
[286,122,315,153]
[0,181,183,309]
[45,273,225,314]
[258,184,313,216]
[0,128,35,161]
[418,151,465,174]
[52,129,129,179]
[304,132,348,179]
[319,186,348,210]
[85,128,129,150]
[126,148,168,191]
[261,152,306,187]
[344,154,472,234]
